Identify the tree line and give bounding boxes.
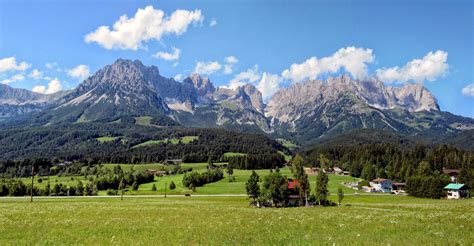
[0,123,286,163]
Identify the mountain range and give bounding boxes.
[1,59,473,148]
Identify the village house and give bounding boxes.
[370,178,393,193]
[145,169,167,176]
[392,182,406,193]
[287,179,303,206]
[442,168,460,183]
[444,183,470,199]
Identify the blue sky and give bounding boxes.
[0,0,472,117]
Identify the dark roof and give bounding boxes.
[442,169,460,175]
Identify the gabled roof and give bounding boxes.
[444,183,468,190]
[288,179,300,189]
[442,169,460,175]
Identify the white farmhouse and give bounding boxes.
[370,178,393,193]
[444,183,470,199]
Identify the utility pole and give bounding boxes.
[30,166,35,203]
[164,181,167,198]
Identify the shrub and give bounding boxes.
[106,189,118,195]
[169,181,176,190]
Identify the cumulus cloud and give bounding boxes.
[45,62,57,69]
[228,65,261,89]
[462,84,474,97]
[85,6,203,50]
[282,47,374,82]
[32,78,62,94]
[223,56,238,74]
[376,50,448,83]
[1,74,25,85]
[28,69,43,79]
[174,74,184,81]
[0,57,31,73]
[194,61,222,75]
[154,47,181,61]
[227,65,282,100]
[210,18,217,27]
[257,73,283,100]
[67,65,90,80]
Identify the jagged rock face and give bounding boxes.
[0,84,70,121]
[2,59,471,144]
[51,59,170,123]
[266,75,440,123]
[264,75,459,145]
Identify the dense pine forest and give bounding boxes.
[0,122,286,163]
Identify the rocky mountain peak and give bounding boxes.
[184,73,215,94]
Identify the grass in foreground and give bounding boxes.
[0,196,472,245]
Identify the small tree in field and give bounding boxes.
[169,181,176,190]
[262,171,288,207]
[337,188,344,206]
[132,181,139,191]
[315,170,329,205]
[292,154,310,206]
[246,171,260,203]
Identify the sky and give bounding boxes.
[0,0,473,117]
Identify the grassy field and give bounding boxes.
[223,152,247,157]
[0,196,472,245]
[132,136,199,148]
[20,165,358,196]
[96,136,119,143]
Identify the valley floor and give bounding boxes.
[0,196,472,245]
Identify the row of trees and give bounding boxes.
[0,123,286,164]
[182,168,224,191]
[406,175,451,199]
[304,143,473,183]
[228,153,286,170]
[245,155,340,207]
[0,180,98,197]
[0,167,156,196]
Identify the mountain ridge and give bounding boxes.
[1,58,472,147]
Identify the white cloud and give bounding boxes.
[154,47,181,61]
[210,18,217,27]
[257,73,282,100]
[1,74,25,85]
[85,6,203,50]
[223,56,238,74]
[174,74,184,81]
[32,78,62,94]
[45,62,57,69]
[228,65,261,89]
[28,69,43,79]
[0,57,31,73]
[462,84,474,97]
[282,47,374,82]
[376,50,448,83]
[67,65,90,80]
[194,61,222,75]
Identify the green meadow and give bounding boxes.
[0,196,472,245]
[131,136,199,148]
[23,164,359,196]
[6,163,474,244]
